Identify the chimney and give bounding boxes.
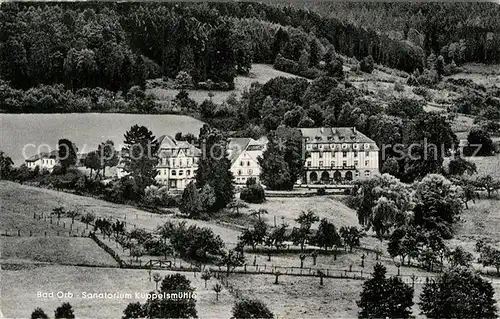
[352,127,357,134]
[320,127,324,134]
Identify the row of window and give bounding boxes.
[306,143,371,150]
[307,160,370,167]
[158,169,191,176]
[160,158,198,167]
[237,169,253,175]
[317,151,370,158]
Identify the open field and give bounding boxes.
[243,196,358,230]
[1,266,234,319]
[0,181,241,243]
[467,153,500,180]
[1,237,118,267]
[148,64,305,105]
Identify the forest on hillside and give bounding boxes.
[0,1,430,93]
[309,2,500,64]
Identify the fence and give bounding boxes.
[89,232,125,268]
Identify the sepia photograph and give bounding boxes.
[1,1,500,318]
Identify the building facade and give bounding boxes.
[228,138,267,185]
[25,150,58,171]
[117,135,200,190]
[300,127,379,184]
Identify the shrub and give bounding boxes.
[359,55,375,73]
[316,188,326,196]
[240,182,266,204]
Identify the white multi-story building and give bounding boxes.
[299,127,379,184]
[228,138,267,185]
[117,135,200,190]
[25,150,58,171]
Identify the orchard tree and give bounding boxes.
[232,299,274,319]
[340,226,363,252]
[291,210,319,251]
[201,270,212,288]
[447,246,473,267]
[474,175,500,198]
[419,267,497,318]
[357,263,414,318]
[266,223,289,252]
[313,218,341,251]
[218,249,245,276]
[83,151,101,179]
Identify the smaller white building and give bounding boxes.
[228,137,267,185]
[25,150,58,171]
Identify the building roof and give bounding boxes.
[299,127,375,144]
[227,138,252,164]
[25,150,58,162]
[299,127,379,151]
[157,135,201,157]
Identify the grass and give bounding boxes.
[1,266,234,319]
[242,196,359,230]
[148,64,304,105]
[467,153,500,180]
[1,237,118,267]
[0,181,242,243]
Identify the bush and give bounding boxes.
[274,54,322,79]
[359,55,375,73]
[406,75,419,86]
[240,183,266,204]
[316,188,326,196]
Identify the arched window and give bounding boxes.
[172,170,177,176]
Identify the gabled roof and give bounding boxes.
[26,150,58,162]
[157,135,201,157]
[227,138,252,164]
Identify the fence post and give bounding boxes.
[44,231,47,237]
[33,212,36,219]
[29,230,32,237]
[57,231,60,236]
[18,229,20,236]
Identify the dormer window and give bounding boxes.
[342,144,348,149]
[364,144,370,149]
[330,144,336,149]
[353,144,359,150]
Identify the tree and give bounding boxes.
[31,308,49,319]
[122,125,159,194]
[360,55,375,73]
[357,263,414,319]
[196,125,234,211]
[266,223,289,252]
[130,244,145,262]
[175,70,194,89]
[123,302,145,319]
[0,151,14,180]
[213,283,222,301]
[419,267,497,318]
[340,226,363,252]
[259,127,303,190]
[144,273,197,318]
[447,246,473,267]
[98,140,119,177]
[291,210,319,251]
[371,197,400,239]
[474,175,500,198]
[448,157,477,176]
[83,151,101,179]
[201,270,212,288]
[413,174,463,239]
[58,139,77,173]
[232,299,274,319]
[465,128,495,156]
[313,218,341,251]
[54,302,75,319]
[218,249,245,276]
[179,181,203,218]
